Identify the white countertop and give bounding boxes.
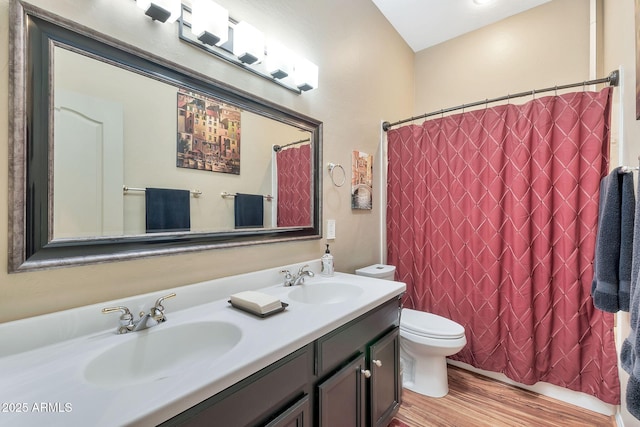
[0,261,405,426]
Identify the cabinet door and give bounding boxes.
[317,354,366,427]
[369,328,401,427]
[265,395,309,427]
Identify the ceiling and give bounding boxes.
[371,0,552,52]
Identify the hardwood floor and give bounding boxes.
[389,365,617,427]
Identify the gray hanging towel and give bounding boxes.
[234,193,264,229]
[145,188,191,233]
[620,171,636,311]
[591,167,635,312]
[622,162,640,421]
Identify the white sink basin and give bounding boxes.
[288,282,364,304]
[84,321,242,387]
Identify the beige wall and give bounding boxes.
[413,0,591,116]
[604,0,640,169]
[0,0,414,322]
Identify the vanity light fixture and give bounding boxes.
[137,0,181,23]
[177,3,319,93]
[233,21,265,64]
[265,41,293,79]
[190,0,228,46]
[294,57,319,91]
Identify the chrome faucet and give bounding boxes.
[131,312,158,332]
[293,265,315,286]
[281,265,315,286]
[102,293,176,334]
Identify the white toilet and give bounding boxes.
[355,264,467,398]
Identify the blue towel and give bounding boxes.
[620,172,636,310]
[234,193,264,229]
[145,188,191,233]
[591,167,635,312]
[622,164,640,420]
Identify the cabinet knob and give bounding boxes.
[373,359,382,367]
[361,369,371,378]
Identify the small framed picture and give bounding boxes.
[351,151,373,210]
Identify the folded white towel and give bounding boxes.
[230,291,282,314]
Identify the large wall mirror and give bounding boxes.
[8,1,322,272]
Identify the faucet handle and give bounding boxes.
[102,306,133,320]
[280,269,292,276]
[154,293,176,310]
[280,269,293,286]
[152,293,176,322]
[102,306,133,333]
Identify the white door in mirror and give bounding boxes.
[53,89,124,239]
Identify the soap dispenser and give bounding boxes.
[321,244,334,276]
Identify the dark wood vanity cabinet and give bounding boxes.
[315,299,401,427]
[316,330,401,427]
[161,297,401,427]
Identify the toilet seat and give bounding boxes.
[401,309,465,339]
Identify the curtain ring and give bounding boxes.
[507,94,510,105]
[327,162,346,187]
[554,85,558,97]
[485,99,489,110]
[531,89,536,99]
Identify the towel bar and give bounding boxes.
[221,191,273,202]
[123,186,202,197]
[620,166,639,173]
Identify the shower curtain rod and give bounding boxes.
[382,70,620,132]
[273,138,311,152]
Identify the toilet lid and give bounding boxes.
[401,308,465,339]
[355,264,396,279]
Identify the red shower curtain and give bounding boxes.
[387,88,620,404]
[277,144,312,227]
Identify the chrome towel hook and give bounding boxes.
[327,162,346,187]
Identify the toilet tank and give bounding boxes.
[355,264,396,281]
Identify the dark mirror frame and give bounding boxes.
[8,1,322,272]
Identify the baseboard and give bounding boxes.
[447,360,617,417]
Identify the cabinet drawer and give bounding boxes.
[162,344,313,427]
[316,298,400,376]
